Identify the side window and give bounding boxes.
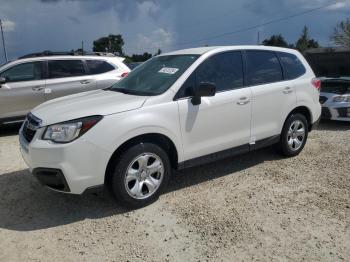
[245,51,283,86]
[48,60,86,79]
[86,60,115,75]
[196,51,244,92]
[0,62,43,82]
[278,52,306,80]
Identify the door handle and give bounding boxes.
[237,96,250,105]
[283,87,293,94]
[32,86,44,91]
[80,80,92,85]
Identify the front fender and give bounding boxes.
[83,102,184,163]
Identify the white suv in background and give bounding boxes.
[0,53,130,124]
[19,46,321,208]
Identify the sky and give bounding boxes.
[0,0,349,63]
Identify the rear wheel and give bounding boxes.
[110,143,171,208]
[279,113,308,157]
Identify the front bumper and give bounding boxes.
[319,93,350,121]
[321,105,350,121]
[33,168,70,192]
[19,124,111,194]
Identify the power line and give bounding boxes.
[173,2,336,48]
[131,1,336,52]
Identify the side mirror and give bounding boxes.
[191,82,216,105]
[0,77,6,86]
[0,77,7,88]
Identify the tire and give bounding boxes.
[279,113,308,157]
[110,142,171,208]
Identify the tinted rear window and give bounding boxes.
[245,51,283,86]
[48,60,86,78]
[278,52,306,80]
[86,60,115,75]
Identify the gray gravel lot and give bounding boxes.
[0,121,349,262]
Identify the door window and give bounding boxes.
[245,51,283,86]
[48,60,86,79]
[86,60,115,75]
[176,51,244,98]
[0,62,43,82]
[196,51,244,92]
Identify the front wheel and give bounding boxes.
[279,113,308,157]
[110,143,171,208]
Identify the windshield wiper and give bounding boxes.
[109,87,154,96]
[110,87,136,94]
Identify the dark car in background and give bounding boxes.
[305,48,350,121]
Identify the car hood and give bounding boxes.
[320,77,350,95]
[31,89,147,126]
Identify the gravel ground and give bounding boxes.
[0,121,349,262]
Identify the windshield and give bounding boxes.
[110,54,199,96]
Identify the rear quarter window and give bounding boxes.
[86,60,115,75]
[277,52,306,80]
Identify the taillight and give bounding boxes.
[121,72,128,78]
[312,78,321,91]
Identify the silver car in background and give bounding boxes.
[305,48,350,121]
[319,78,350,121]
[0,53,130,125]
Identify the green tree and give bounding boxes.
[154,49,162,56]
[295,26,319,52]
[331,18,350,48]
[93,34,124,55]
[262,34,289,47]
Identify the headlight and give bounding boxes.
[333,95,350,103]
[42,116,103,143]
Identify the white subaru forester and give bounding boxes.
[19,46,321,208]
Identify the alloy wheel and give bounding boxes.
[124,153,164,200]
[287,120,305,151]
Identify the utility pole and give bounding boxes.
[0,19,8,62]
[257,31,260,45]
[81,40,84,55]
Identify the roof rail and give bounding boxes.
[18,51,120,59]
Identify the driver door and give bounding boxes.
[176,51,252,161]
[0,61,46,119]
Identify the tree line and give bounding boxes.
[262,18,350,51]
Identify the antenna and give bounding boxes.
[0,19,8,62]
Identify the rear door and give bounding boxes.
[246,50,297,141]
[44,59,97,101]
[0,61,46,119]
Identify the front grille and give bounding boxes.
[319,96,328,104]
[22,113,42,143]
[337,107,350,118]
